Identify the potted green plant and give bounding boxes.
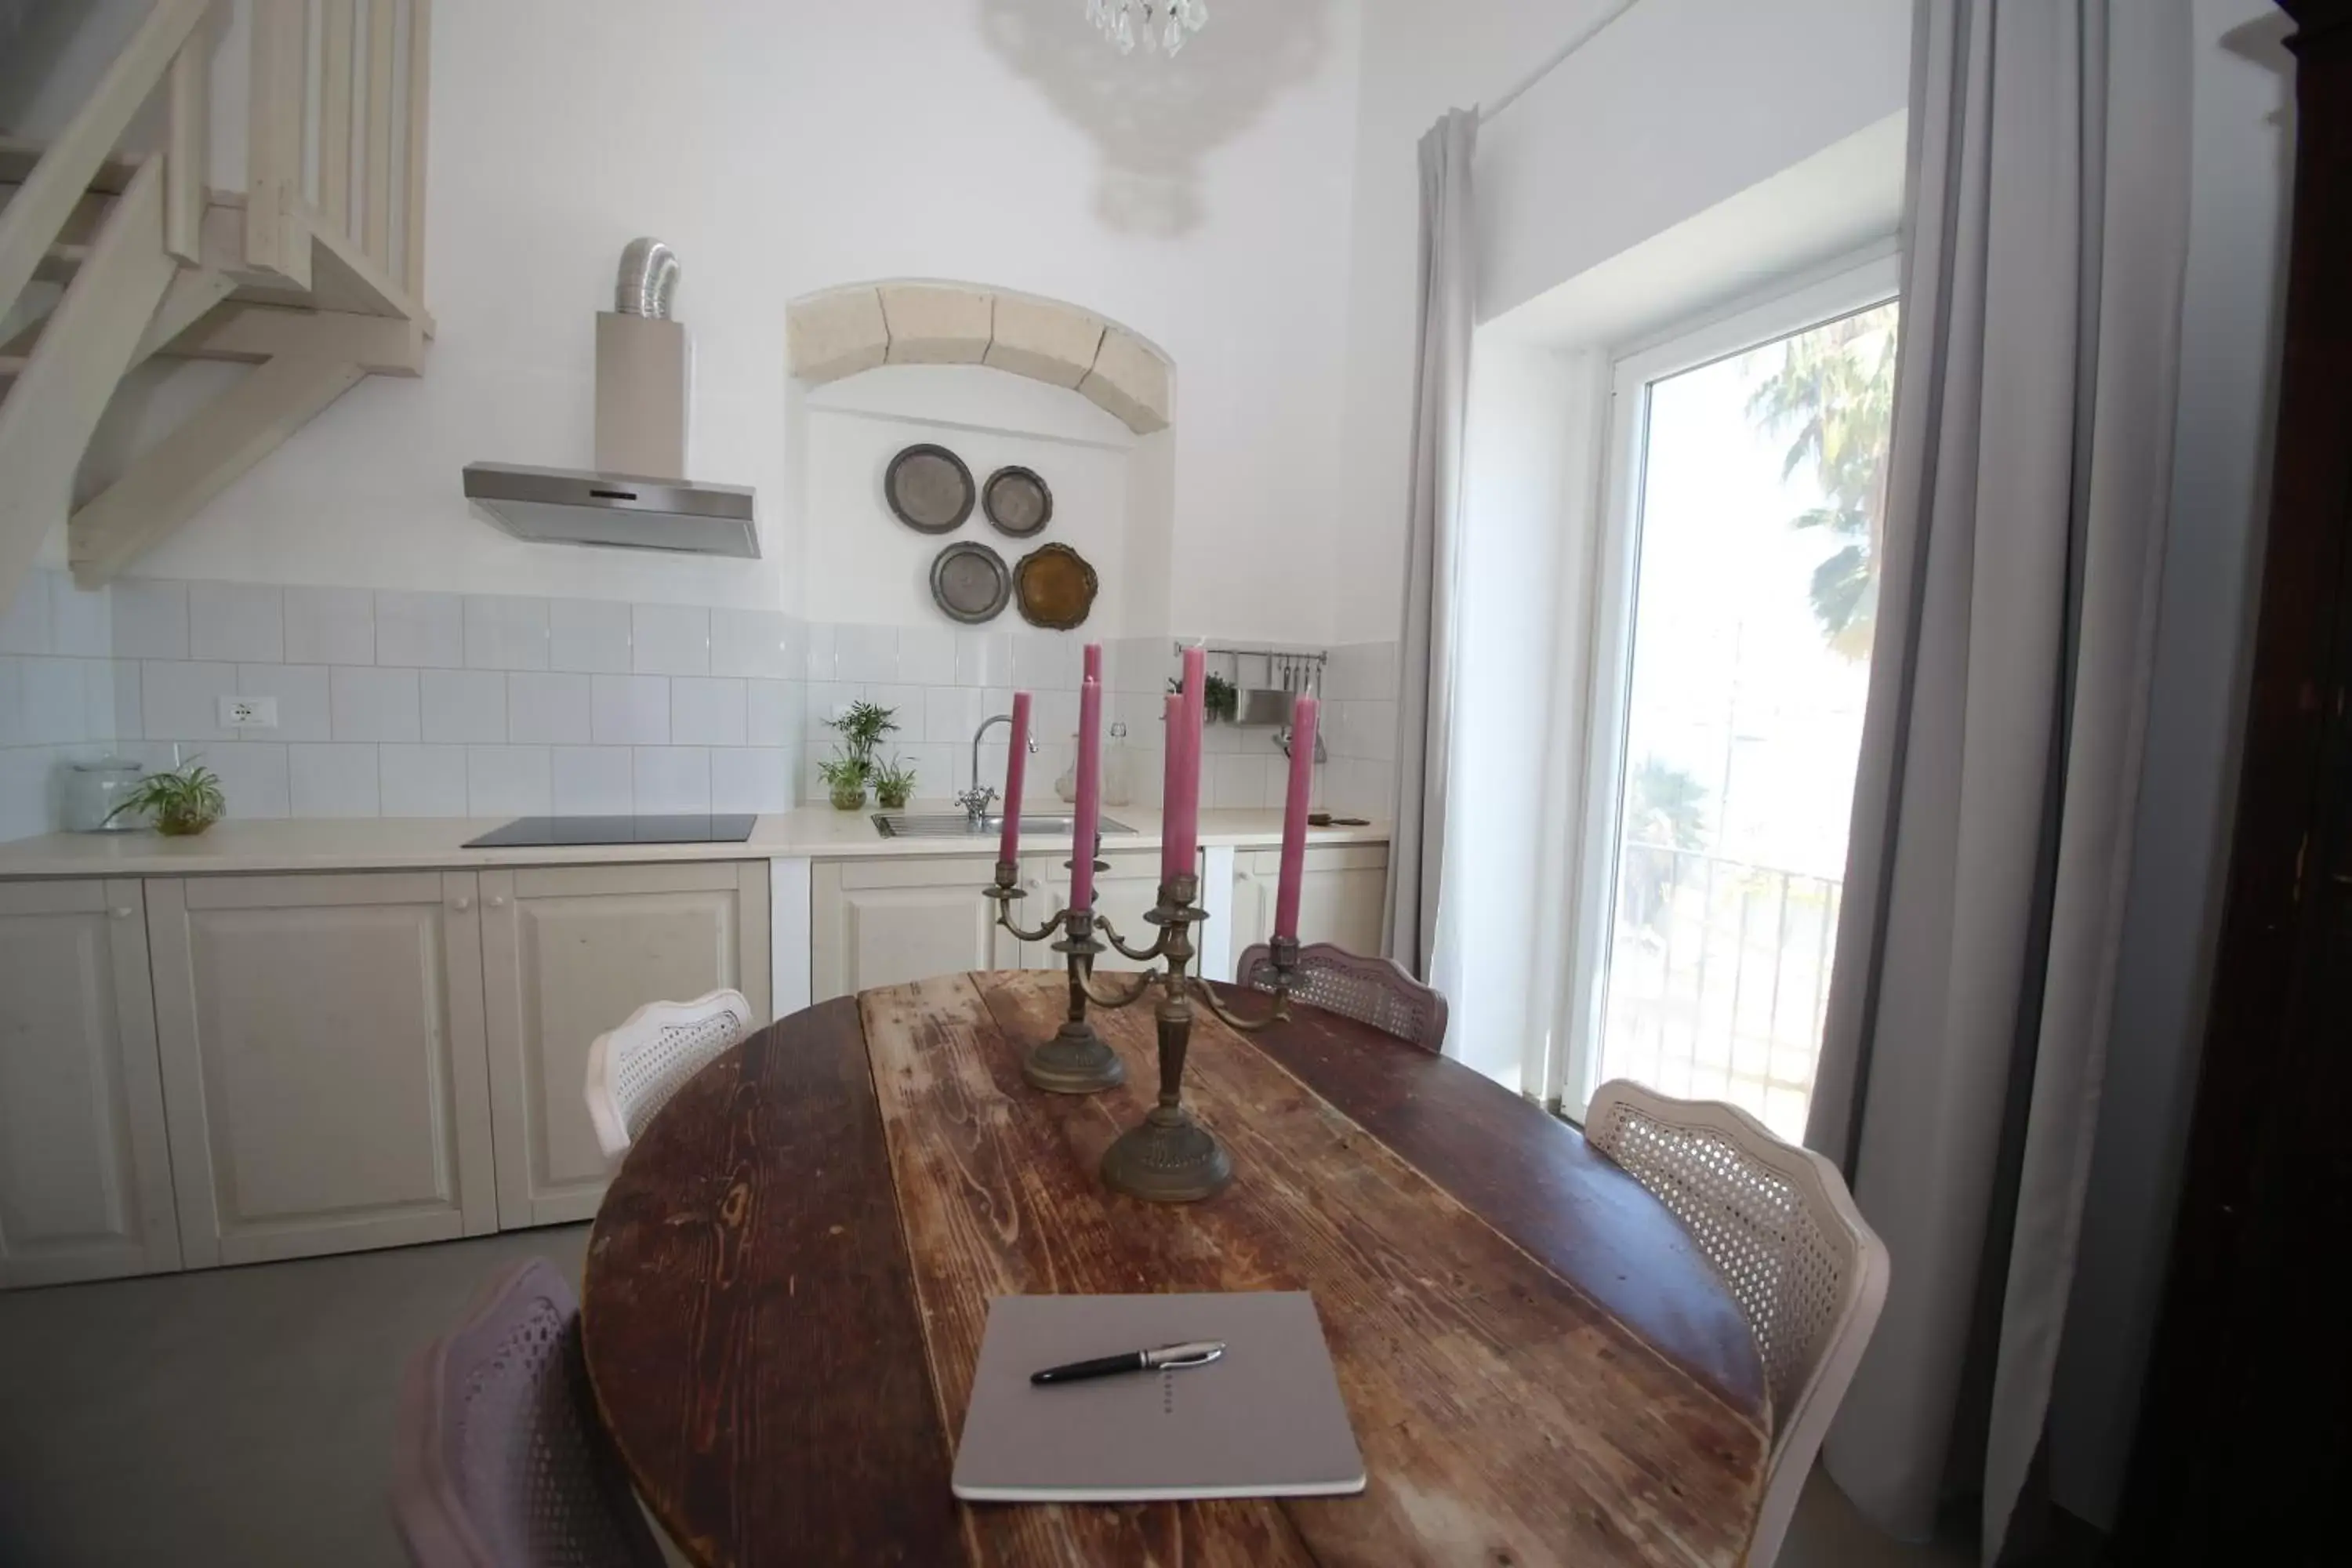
[106,760,226,837]
[1169,672,1239,724]
[872,757,918,811]
[818,753,869,811]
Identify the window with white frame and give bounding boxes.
[1558,256,1900,1141]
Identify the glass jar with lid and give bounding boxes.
[67,756,147,833]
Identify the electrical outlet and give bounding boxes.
[219,695,278,729]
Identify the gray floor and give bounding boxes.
[0,1228,1969,1567]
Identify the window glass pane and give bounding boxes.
[1594,301,1898,1141]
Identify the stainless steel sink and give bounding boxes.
[873,812,1135,840]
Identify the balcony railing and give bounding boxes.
[1595,840,1845,1142]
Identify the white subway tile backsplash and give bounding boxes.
[803,622,837,682]
[466,745,552,815]
[746,680,796,746]
[209,742,290,819]
[833,623,897,684]
[551,746,633,814]
[894,625,955,686]
[47,574,112,657]
[240,663,330,742]
[804,681,857,741]
[375,591,465,668]
[1207,750,1264,811]
[631,604,710,676]
[289,743,381,818]
[20,658,89,745]
[283,586,376,666]
[332,666,423,742]
[142,661,238,741]
[0,573,50,655]
[422,669,508,743]
[379,744,469,816]
[922,684,986,743]
[1010,632,1077,691]
[633,746,709,813]
[106,660,141,742]
[189,583,284,663]
[670,677,747,746]
[549,597,633,673]
[710,608,793,680]
[464,595,551,671]
[506,671,593,744]
[710,747,790,813]
[110,579,189,660]
[590,674,669,745]
[954,629,1011,688]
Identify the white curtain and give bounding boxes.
[1382,109,1477,995]
[1806,0,2190,1558]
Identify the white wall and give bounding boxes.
[17,0,1365,642]
[2045,0,2294,1527]
[1332,0,1912,644]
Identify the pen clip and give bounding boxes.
[1151,1345,1224,1370]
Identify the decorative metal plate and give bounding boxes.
[1013,542,1098,630]
[930,541,1012,624]
[885,444,975,534]
[982,465,1053,537]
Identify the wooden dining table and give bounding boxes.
[582,970,1770,1566]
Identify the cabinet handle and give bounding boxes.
[488,895,507,908]
[452,895,473,911]
[109,906,134,920]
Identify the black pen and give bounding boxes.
[1030,1340,1226,1385]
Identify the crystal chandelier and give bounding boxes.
[1087,0,1208,56]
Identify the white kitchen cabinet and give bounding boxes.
[0,880,180,1287]
[1229,844,1390,968]
[146,871,499,1267]
[811,855,1025,1002]
[1036,850,1177,974]
[478,861,770,1228]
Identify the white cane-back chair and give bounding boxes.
[1584,1081,1889,1568]
[584,989,756,1163]
[1235,942,1448,1054]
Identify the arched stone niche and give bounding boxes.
[786,281,1174,434]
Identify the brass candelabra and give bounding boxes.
[984,862,1298,1203]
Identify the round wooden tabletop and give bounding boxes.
[583,971,1769,1567]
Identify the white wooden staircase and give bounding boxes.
[0,0,433,606]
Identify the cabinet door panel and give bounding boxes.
[481,861,768,1228]
[0,880,178,1287]
[811,857,1015,1001]
[149,872,496,1267]
[1043,851,1169,974]
[1232,845,1391,964]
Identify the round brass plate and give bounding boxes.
[1013,543,1098,630]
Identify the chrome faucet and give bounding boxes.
[958,713,1038,826]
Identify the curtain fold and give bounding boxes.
[1802,0,2188,1558]
[1381,108,1478,988]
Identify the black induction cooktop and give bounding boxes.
[462,814,759,848]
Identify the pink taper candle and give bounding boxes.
[1166,644,1207,884]
[1160,693,1187,883]
[1083,642,1102,685]
[998,691,1031,865]
[1071,677,1103,909]
[1272,695,1318,942]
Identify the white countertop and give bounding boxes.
[0,804,1388,878]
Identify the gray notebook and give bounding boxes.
[951,1291,1367,1503]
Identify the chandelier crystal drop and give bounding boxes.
[1086,0,1207,56]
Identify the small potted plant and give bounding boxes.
[1170,672,1239,724]
[106,760,227,837]
[872,757,918,811]
[818,753,869,811]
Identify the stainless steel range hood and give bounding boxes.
[463,240,759,558]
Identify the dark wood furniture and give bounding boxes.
[2115,4,2352,1562]
[582,971,1770,1566]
